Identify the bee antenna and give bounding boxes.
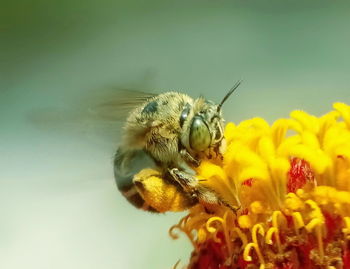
[217,80,242,112]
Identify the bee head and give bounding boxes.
[180,81,241,155]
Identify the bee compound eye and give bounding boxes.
[189,116,211,152]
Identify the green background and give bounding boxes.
[1,0,350,268]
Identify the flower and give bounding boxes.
[170,103,350,269]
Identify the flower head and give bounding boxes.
[171,103,350,268]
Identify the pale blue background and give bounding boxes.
[1,0,350,268]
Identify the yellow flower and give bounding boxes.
[171,103,350,269]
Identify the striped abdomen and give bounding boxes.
[114,148,158,212]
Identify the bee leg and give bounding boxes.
[180,149,201,167]
[168,168,236,211]
[168,168,198,193]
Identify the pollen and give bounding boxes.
[170,103,350,268]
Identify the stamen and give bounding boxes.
[197,228,207,243]
[305,218,324,261]
[243,243,255,262]
[169,215,198,251]
[342,216,350,240]
[206,211,233,260]
[245,224,265,266]
[265,227,278,245]
[206,216,224,233]
[231,227,248,249]
[316,224,324,262]
[243,243,266,269]
[305,200,325,262]
[285,192,304,211]
[292,212,305,236]
[271,211,286,253]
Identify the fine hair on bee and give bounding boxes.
[114,81,242,213]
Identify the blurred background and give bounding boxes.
[1,0,350,268]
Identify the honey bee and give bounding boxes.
[114,81,241,213]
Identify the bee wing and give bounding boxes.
[87,89,156,121]
[28,89,157,145]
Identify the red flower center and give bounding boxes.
[287,157,315,193]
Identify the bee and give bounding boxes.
[114,81,241,213]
